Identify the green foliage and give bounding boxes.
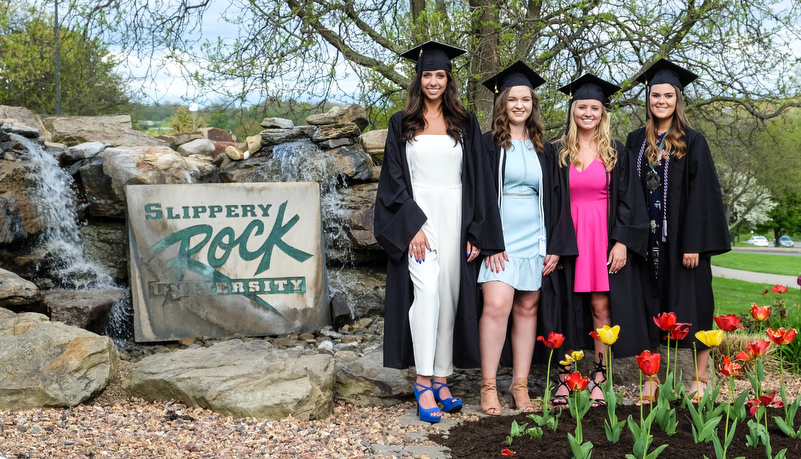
[0,8,131,115]
[758,192,801,244]
[169,106,206,133]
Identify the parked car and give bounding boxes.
[747,236,770,247]
[779,236,795,248]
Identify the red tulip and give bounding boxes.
[537,332,565,349]
[635,350,661,376]
[667,323,691,340]
[653,312,677,331]
[761,289,769,295]
[501,449,516,456]
[565,372,590,392]
[746,391,784,417]
[767,327,799,345]
[736,339,771,361]
[589,330,601,341]
[750,304,770,322]
[720,356,742,377]
[773,285,789,294]
[714,314,744,332]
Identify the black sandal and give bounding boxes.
[552,364,571,407]
[590,352,607,407]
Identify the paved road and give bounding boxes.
[712,266,800,289]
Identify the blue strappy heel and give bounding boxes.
[432,381,463,413]
[413,382,442,423]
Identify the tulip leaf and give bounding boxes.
[773,417,798,438]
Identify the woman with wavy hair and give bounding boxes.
[374,41,503,423]
[554,74,649,407]
[625,59,730,401]
[477,61,575,415]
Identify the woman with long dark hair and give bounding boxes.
[374,41,503,423]
[625,59,730,400]
[477,62,575,415]
[554,74,650,407]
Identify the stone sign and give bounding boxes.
[126,183,328,342]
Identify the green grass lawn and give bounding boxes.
[711,252,801,276]
[712,277,801,315]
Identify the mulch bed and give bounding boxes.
[433,404,801,458]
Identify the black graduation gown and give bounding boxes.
[481,133,578,365]
[374,111,505,370]
[625,127,731,350]
[557,140,653,358]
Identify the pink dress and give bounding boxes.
[569,160,609,292]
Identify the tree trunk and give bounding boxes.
[467,0,500,129]
[410,0,428,42]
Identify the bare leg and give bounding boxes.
[509,290,540,412]
[690,348,711,396]
[479,281,514,414]
[589,292,611,403]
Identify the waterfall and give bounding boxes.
[9,133,133,343]
[270,140,354,266]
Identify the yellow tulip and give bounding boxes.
[596,325,620,345]
[695,329,724,348]
[559,350,585,366]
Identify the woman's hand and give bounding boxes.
[683,253,699,269]
[484,251,508,272]
[542,254,560,276]
[409,229,430,263]
[607,242,627,274]
[466,241,481,263]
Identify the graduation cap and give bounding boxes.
[481,61,545,99]
[400,41,467,74]
[635,58,698,90]
[557,73,620,133]
[557,73,620,104]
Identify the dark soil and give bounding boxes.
[432,404,801,458]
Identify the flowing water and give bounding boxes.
[9,133,133,343]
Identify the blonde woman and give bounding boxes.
[553,74,649,407]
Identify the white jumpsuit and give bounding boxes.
[406,135,463,377]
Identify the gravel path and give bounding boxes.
[3,357,801,458]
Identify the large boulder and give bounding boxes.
[306,105,368,131]
[44,115,166,147]
[0,106,51,142]
[197,127,234,142]
[328,267,386,322]
[326,145,376,182]
[0,268,41,312]
[44,288,126,334]
[359,129,387,163]
[0,308,118,409]
[0,160,40,243]
[261,126,316,148]
[176,138,215,157]
[335,344,413,406]
[125,339,335,420]
[79,146,220,218]
[79,221,128,280]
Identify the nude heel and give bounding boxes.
[509,378,534,413]
[480,378,501,416]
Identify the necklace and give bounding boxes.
[581,144,595,150]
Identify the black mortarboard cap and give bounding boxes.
[557,73,620,104]
[400,41,467,74]
[481,61,545,98]
[635,58,698,90]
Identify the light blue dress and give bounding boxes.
[478,139,545,291]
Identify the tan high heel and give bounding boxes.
[637,375,660,405]
[691,376,709,403]
[480,378,501,416]
[509,378,534,413]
